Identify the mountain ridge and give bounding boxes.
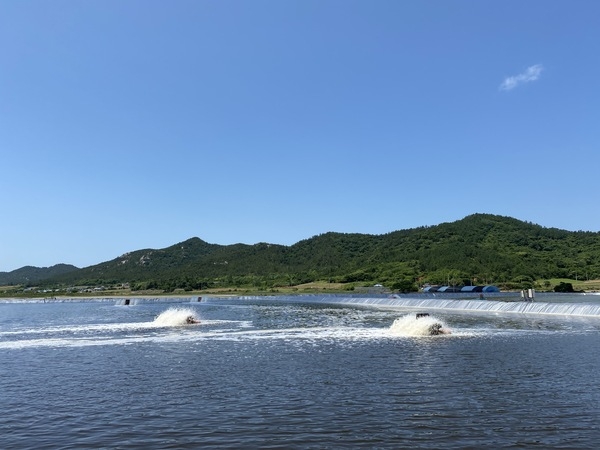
[0,264,80,286]
[3,214,600,290]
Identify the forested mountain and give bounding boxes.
[0,264,79,286]
[7,214,600,291]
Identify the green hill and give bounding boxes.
[0,264,79,286]
[8,214,600,292]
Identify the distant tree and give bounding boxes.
[554,282,574,293]
[390,279,418,293]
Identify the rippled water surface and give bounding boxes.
[1,295,600,448]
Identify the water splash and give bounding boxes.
[388,314,450,336]
[153,307,200,326]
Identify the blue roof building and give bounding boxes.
[423,285,500,293]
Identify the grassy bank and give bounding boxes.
[2,278,600,299]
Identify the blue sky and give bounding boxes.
[1,1,599,271]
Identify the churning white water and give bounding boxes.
[388,313,450,336]
[153,307,200,326]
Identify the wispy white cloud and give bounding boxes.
[499,64,544,91]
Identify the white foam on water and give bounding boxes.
[152,307,201,326]
[0,307,206,350]
[0,318,255,350]
[0,307,201,337]
[0,319,551,350]
[0,336,143,349]
[0,321,396,349]
[194,326,390,343]
[2,302,578,351]
[388,314,451,337]
[0,322,150,337]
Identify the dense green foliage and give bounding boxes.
[5,214,600,291]
[554,282,576,293]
